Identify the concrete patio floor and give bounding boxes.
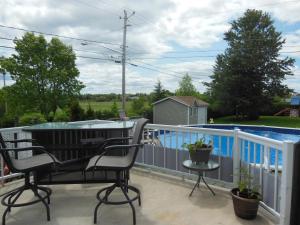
[0,170,275,225]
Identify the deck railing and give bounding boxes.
[137,123,295,225]
[0,122,295,225]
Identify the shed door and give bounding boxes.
[197,107,206,124]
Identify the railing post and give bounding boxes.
[233,128,240,185]
[280,141,294,225]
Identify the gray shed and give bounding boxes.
[153,96,209,125]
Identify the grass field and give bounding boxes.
[79,101,132,111]
[214,116,300,128]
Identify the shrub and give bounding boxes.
[53,109,70,122]
[69,101,84,121]
[85,104,95,120]
[0,113,17,128]
[19,112,47,126]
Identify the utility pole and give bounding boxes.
[0,64,7,112]
[121,10,134,113]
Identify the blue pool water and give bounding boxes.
[157,125,300,166]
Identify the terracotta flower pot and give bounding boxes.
[231,188,260,220]
[189,147,212,164]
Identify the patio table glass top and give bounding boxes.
[23,120,135,131]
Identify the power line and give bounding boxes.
[128,62,208,80]
[129,59,210,79]
[76,55,118,62]
[0,33,122,54]
[0,45,118,62]
[2,35,300,58]
[0,24,121,47]
[0,45,14,50]
[128,62,183,79]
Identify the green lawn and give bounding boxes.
[214,116,300,128]
[79,101,132,111]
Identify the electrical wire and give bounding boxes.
[0,24,121,47]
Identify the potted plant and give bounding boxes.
[183,138,212,164]
[231,167,262,220]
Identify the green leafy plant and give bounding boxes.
[19,112,47,125]
[182,137,212,154]
[236,166,262,200]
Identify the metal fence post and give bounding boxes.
[280,141,294,225]
[233,128,240,185]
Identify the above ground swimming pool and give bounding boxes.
[157,124,300,166]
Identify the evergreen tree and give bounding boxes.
[110,101,119,117]
[205,9,294,120]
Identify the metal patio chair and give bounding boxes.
[86,118,148,225]
[0,133,60,225]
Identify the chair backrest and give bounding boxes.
[0,133,16,173]
[126,118,148,169]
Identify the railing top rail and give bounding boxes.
[238,130,284,150]
[145,124,234,136]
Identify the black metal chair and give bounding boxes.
[0,133,60,225]
[86,118,148,225]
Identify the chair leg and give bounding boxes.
[32,187,51,221]
[94,200,103,224]
[104,184,116,201]
[138,194,141,207]
[2,188,24,225]
[7,190,20,212]
[120,184,136,225]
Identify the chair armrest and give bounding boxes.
[103,136,133,143]
[4,146,59,164]
[80,137,104,145]
[4,138,37,143]
[104,143,143,151]
[81,136,133,154]
[88,143,144,170]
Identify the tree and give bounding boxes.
[175,73,198,96]
[69,101,84,121]
[85,104,95,120]
[110,101,119,117]
[205,9,294,120]
[151,80,172,102]
[2,32,84,117]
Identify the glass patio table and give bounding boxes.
[182,160,220,196]
[22,120,135,184]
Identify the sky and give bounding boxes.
[0,0,300,94]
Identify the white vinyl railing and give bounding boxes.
[139,124,295,225]
[0,122,295,225]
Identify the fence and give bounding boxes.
[0,123,295,225]
[136,123,295,225]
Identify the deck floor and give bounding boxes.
[0,170,275,225]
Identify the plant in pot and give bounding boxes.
[231,167,262,220]
[183,138,212,164]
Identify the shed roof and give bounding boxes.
[153,96,209,107]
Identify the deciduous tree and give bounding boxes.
[2,33,84,117]
[176,74,198,96]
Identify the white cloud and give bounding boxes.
[0,0,299,93]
